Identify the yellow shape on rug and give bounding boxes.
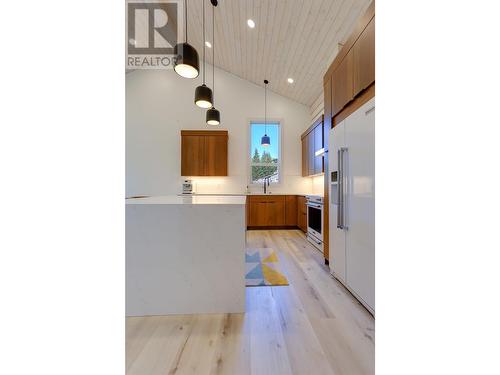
[262,263,289,286]
[262,251,279,263]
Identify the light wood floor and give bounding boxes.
[126,230,375,375]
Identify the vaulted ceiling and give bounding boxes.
[185,0,372,107]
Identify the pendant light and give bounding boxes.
[173,0,200,78]
[194,0,213,108]
[261,80,270,147]
[206,0,220,125]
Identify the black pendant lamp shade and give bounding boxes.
[261,79,270,147]
[206,107,220,125]
[195,0,213,108]
[174,43,199,78]
[195,84,213,108]
[174,0,199,78]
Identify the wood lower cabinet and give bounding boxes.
[181,130,228,176]
[247,195,301,228]
[297,196,307,233]
[285,195,297,226]
[247,195,285,227]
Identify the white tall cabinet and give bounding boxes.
[329,97,375,314]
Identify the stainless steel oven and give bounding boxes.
[306,195,324,252]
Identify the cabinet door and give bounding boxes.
[308,132,315,176]
[353,17,375,95]
[285,195,297,226]
[314,123,324,174]
[266,197,286,226]
[297,196,307,232]
[205,135,228,176]
[301,137,308,177]
[181,135,205,176]
[332,49,354,116]
[248,201,268,226]
[248,196,285,227]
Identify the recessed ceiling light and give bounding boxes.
[129,38,136,46]
[287,78,294,84]
[205,41,212,48]
[247,19,255,28]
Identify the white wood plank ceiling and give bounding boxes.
[185,0,372,107]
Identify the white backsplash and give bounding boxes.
[183,175,324,196]
[186,175,314,195]
[312,175,325,196]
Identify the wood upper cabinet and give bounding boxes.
[332,49,354,116]
[301,116,324,177]
[308,130,315,176]
[314,121,324,174]
[181,130,228,176]
[301,136,308,177]
[205,134,228,176]
[297,195,307,232]
[181,133,206,176]
[285,195,297,226]
[353,17,375,95]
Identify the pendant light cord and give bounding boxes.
[185,0,188,41]
[212,4,215,106]
[264,81,267,135]
[202,0,206,84]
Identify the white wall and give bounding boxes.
[126,67,313,196]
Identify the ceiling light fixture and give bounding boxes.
[173,0,200,78]
[205,41,211,48]
[261,80,270,147]
[247,19,255,28]
[206,0,220,125]
[194,0,213,108]
[287,78,294,84]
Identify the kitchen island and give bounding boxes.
[126,195,246,316]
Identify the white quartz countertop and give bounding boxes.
[126,195,246,205]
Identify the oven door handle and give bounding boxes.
[307,203,322,209]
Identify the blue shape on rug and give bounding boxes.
[245,264,263,279]
[245,252,261,263]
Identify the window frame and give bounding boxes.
[247,119,283,186]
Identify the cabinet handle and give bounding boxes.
[365,106,375,115]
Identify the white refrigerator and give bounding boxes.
[329,97,375,314]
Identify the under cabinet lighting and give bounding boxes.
[315,148,325,157]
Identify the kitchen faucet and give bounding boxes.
[263,176,271,194]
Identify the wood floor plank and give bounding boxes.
[209,313,250,375]
[247,287,293,375]
[271,286,335,375]
[127,316,193,374]
[167,315,225,375]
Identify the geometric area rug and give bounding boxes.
[245,248,289,287]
